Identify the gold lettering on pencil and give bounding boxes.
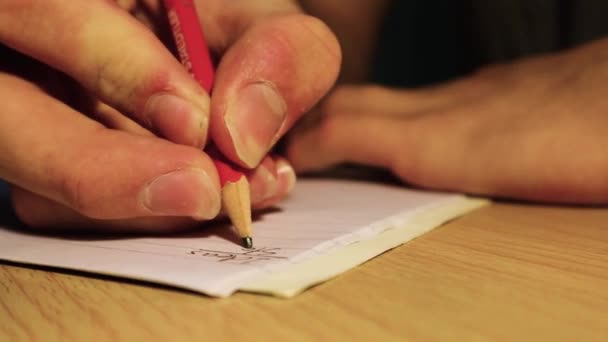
[167,9,193,74]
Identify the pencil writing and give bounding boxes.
[187,247,287,265]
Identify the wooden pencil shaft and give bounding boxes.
[221,177,252,240]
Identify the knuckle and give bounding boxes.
[58,151,104,218]
[93,44,137,106]
[92,38,172,116]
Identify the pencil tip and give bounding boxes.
[242,237,253,249]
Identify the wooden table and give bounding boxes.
[2,203,608,341]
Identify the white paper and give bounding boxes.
[242,196,487,297]
[0,179,486,297]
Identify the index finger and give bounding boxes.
[0,0,209,147]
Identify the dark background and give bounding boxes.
[373,0,608,87]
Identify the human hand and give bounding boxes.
[0,0,340,231]
[287,38,608,204]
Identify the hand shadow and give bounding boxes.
[0,194,283,248]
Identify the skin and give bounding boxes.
[0,0,340,232]
[288,36,608,205]
[298,0,389,83]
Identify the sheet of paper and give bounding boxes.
[0,179,487,297]
[242,196,487,297]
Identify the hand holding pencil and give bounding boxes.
[0,0,340,233]
[164,0,254,247]
[163,0,340,246]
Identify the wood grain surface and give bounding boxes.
[2,203,608,341]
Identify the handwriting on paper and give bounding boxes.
[187,247,288,265]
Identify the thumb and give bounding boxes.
[208,13,341,168]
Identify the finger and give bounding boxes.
[207,10,341,167]
[11,156,296,231]
[289,98,593,202]
[0,73,220,220]
[248,156,278,205]
[322,82,494,117]
[11,186,199,233]
[248,156,296,208]
[0,0,209,147]
[253,157,296,209]
[90,100,156,138]
[286,112,420,175]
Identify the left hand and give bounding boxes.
[287,38,608,204]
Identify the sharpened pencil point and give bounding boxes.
[242,237,253,249]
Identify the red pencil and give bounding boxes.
[164,0,253,248]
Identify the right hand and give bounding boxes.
[0,0,340,232]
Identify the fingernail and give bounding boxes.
[225,82,287,167]
[276,159,296,194]
[144,94,208,147]
[142,169,220,219]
